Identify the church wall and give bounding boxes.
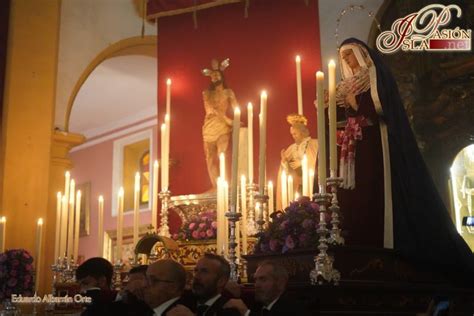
[70,123,157,261]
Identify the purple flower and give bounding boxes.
[206,229,214,238]
[11,259,19,266]
[0,254,7,263]
[285,235,295,250]
[302,219,313,229]
[280,220,289,230]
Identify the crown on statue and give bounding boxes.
[287,113,307,126]
[202,58,230,76]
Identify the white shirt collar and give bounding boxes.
[203,294,221,307]
[153,297,180,316]
[264,296,280,311]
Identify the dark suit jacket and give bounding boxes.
[248,293,311,316]
[161,294,196,316]
[201,295,240,316]
[81,289,118,316]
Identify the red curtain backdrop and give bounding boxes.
[156,0,321,196]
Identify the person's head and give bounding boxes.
[76,257,113,292]
[192,253,230,302]
[338,41,372,78]
[254,261,289,305]
[126,265,148,293]
[143,259,186,308]
[340,48,360,71]
[290,123,310,144]
[202,58,229,90]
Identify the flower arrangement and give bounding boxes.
[0,249,35,300]
[172,210,217,241]
[255,196,323,254]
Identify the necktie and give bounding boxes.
[196,304,209,316]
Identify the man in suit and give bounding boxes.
[168,253,240,316]
[224,261,310,316]
[143,259,191,316]
[75,257,117,315]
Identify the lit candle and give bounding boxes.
[73,190,82,261]
[240,175,248,255]
[316,71,327,192]
[64,171,70,212]
[223,180,229,256]
[152,160,159,230]
[60,196,68,257]
[268,181,274,216]
[295,192,300,201]
[54,192,62,260]
[98,196,104,257]
[288,175,294,202]
[117,187,124,261]
[165,113,171,191]
[0,216,6,253]
[296,55,303,115]
[328,60,337,175]
[216,177,224,255]
[160,123,168,191]
[302,154,309,196]
[35,218,43,293]
[309,169,315,197]
[133,172,140,246]
[258,91,267,195]
[247,102,254,184]
[166,79,171,118]
[67,179,75,258]
[219,152,226,181]
[281,170,288,210]
[230,107,241,212]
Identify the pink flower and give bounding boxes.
[206,229,214,238]
[189,223,196,230]
[211,221,217,229]
[199,223,206,229]
[25,264,32,271]
[172,233,179,240]
[199,232,206,238]
[192,231,200,239]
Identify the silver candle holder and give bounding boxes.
[113,260,124,291]
[327,174,344,245]
[246,183,258,235]
[254,193,268,234]
[225,204,242,282]
[158,190,171,237]
[309,191,340,285]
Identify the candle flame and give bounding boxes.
[247,102,253,110]
[166,78,171,85]
[316,71,324,79]
[295,192,300,200]
[234,107,241,115]
[329,60,335,67]
[118,187,124,197]
[282,170,287,178]
[219,152,225,160]
[295,55,301,62]
[57,192,62,198]
[0,216,5,223]
[165,113,170,122]
[268,181,273,187]
[154,160,159,168]
[261,90,267,99]
[77,190,82,198]
[309,169,315,176]
[98,195,104,203]
[135,172,141,192]
[65,171,70,178]
[38,218,43,225]
[161,123,166,131]
[241,174,246,182]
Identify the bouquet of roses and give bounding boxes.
[255,196,323,254]
[0,249,35,300]
[172,210,218,241]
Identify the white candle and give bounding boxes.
[296,55,303,115]
[0,216,6,253]
[165,113,171,191]
[98,196,104,257]
[288,175,294,202]
[258,91,267,195]
[160,123,168,191]
[281,170,288,209]
[240,175,248,255]
[64,171,70,213]
[231,107,241,211]
[223,180,229,256]
[35,218,43,293]
[133,172,140,246]
[316,71,327,192]
[216,177,224,255]
[67,179,75,258]
[152,160,159,230]
[73,190,81,261]
[117,187,124,261]
[295,192,300,201]
[60,196,68,257]
[328,60,337,175]
[54,192,62,260]
[247,102,254,184]
[62,171,70,257]
[309,169,315,197]
[219,152,226,181]
[166,79,171,118]
[268,181,274,216]
[302,154,309,196]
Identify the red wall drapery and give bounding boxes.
[156,0,321,196]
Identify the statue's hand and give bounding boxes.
[345,93,358,111]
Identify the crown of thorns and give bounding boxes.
[202,58,230,76]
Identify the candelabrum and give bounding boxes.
[327,174,345,245]
[254,193,268,234]
[225,205,242,282]
[158,190,171,237]
[246,183,258,235]
[113,260,124,291]
[309,191,340,285]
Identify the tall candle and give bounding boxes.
[133,172,140,246]
[224,180,229,256]
[281,170,288,210]
[62,171,70,257]
[309,169,315,197]
[73,190,81,261]
[288,175,294,202]
[268,181,274,216]
[160,123,168,191]
[67,179,75,258]
[302,154,309,196]
[247,102,254,184]
[166,79,171,117]
[316,71,327,192]
[0,216,5,253]
[216,178,224,255]
[60,196,68,257]
[152,160,159,230]
[35,218,43,293]
[219,152,226,181]
[230,107,241,211]
[328,60,337,175]
[295,192,300,201]
[98,196,104,257]
[240,175,248,255]
[258,91,267,195]
[54,192,62,260]
[296,55,303,115]
[117,187,124,261]
[64,171,70,212]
